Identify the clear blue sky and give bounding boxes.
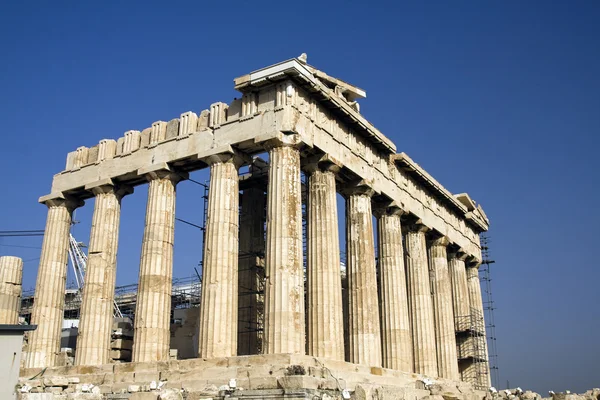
[1,1,598,393]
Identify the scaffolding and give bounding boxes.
[455,306,488,389]
[480,234,500,387]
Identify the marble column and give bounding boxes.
[306,164,344,360]
[448,251,470,331]
[466,261,491,387]
[75,182,131,366]
[429,237,460,380]
[0,256,23,324]
[404,224,437,376]
[376,207,413,372]
[27,196,82,368]
[238,186,265,355]
[198,154,242,358]
[345,186,381,367]
[264,145,304,354]
[132,167,185,363]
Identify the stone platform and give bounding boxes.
[17,354,486,399]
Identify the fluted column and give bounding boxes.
[306,163,344,360]
[27,197,81,368]
[198,153,242,358]
[449,251,470,331]
[0,256,23,324]
[238,186,265,355]
[75,182,131,366]
[429,237,460,380]
[264,145,304,354]
[404,224,437,376]
[132,167,186,363]
[345,186,381,367]
[376,207,412,372]
[466,261,491,387]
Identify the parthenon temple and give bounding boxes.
[13,55,492,399]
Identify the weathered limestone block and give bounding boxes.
[404,224,437,377]
[178,111,198,136]
[238,185,265,355]
[345,186,382,367]
[428,237,459,381]
[140,127,151,148]
[74,146,89,168]
[264,145,304,354]
[111,338,134,350]
[133,168,186,363]
[198,153,242,358]
[87,145,99,164]
[306,166,344,361]
[197,110,209,131]
[165,118,180,140]
[375,209,413,372]
[110,349,132,360]
[27,197,82,368]
[76,183,131,366]
[97,139,117,162]
[209,102,228,127]
[242,92,258,117]
[150,121,167,145]
[0,255,23,324]
[123,130,141,153]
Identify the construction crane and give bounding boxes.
[0,229,123,318]
[67,234,123,318]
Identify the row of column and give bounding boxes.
[25,142,489,387]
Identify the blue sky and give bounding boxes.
[1,1,598,393]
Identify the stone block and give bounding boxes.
[128,384,141,392]
[65,394,102,400]
[134,372,160,383]
[158,388,184,400]
[159,369,181,381]
[43,376,69,386]
[98,384,113,394]
[114,372,134,383]
[111,382,130,393]
[181,381,218,394]
[111,338,134,350]
[319,378,340,390]
[74,364,114,375]
[248,376,279,390]
[278,376,320,390]
[130,393,159,400]
[44,386,64,393]
[111,349,132,360]
[115,362,158,374]
[22,394,55,400]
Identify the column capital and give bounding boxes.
[428,235,450,248]
[402,222,430,234]
[137,163,189,183]
[448,249,469,261]
[198,145,249,168]
[38,193,84,211]
[303,154,342,175]
[259,131,304,151]
[84,179,134,198]
[340,179,376,198]
[373,200,404,218]
[466,255,482,269]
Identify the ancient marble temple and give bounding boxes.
[24,55,492,391]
